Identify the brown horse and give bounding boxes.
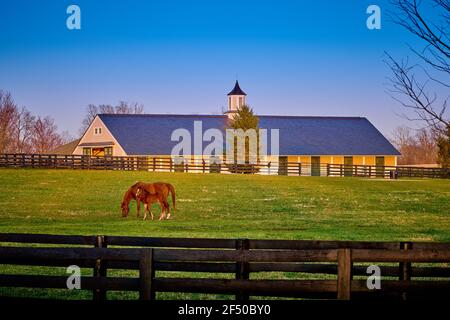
[121,182,176,219]
[121,181,147,218]
[136,186,169,220]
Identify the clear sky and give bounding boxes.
[0,0,445,138]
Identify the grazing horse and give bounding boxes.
[120,181,147,218]
[121,182,176,220]
[136,186,168,220]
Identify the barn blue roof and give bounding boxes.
[98,114,400,156]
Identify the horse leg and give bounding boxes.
[164,200,171,219]
[158,200,165,221]
[136,199,140,218]
[143,203,148,220]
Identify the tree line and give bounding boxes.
[390,126,438,165]
[0,90,71,154]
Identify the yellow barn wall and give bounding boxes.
[385,156,396,166]
[320,156,332,164]
[299,156,310,163]
[353,156,364,165]
[282,155,398,166]
[364,156,375,165]
[332,156,344,165]
[122,154,398,167]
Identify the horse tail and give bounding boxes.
[167,183,176,212]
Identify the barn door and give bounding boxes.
[278,156,288,175]
[344,157,353,177]
[311,156,321,176]
[376,156,385,177]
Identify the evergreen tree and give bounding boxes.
[227,105,260,172]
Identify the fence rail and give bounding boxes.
[0,153,448,178]
[0,233,449,300]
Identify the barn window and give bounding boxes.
[82,148,91,156]
[94,127,102,135]
[105,147,113,156]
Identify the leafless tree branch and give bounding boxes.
[386,0,449,135]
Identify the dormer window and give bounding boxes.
[94,127,102,135]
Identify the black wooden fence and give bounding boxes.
[0,233,449,300]
[0,153,448,178]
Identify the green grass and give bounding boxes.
[0,168,449,300]
[0,168,448,241]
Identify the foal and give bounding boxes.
[135,186,170,221]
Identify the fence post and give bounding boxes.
[235,239,250,301]
[337,248,352,300]
[399,242,412,300]
[139,248,154,300]
[93,235,107,301]
[298,163,301,176]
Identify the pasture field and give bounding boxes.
[0,168,449,300]
[0,168,449,240]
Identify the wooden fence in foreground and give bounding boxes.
[0,153,449,178]
[0,233,449,300]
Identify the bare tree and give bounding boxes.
[0,91,19,153]
[386,0,449,135]
[391,126,438,164]
[31,117,64,154]
[60,130,75,145]
[79,101,144,135]
[14,107,36,153]
[115,101,143,114]
[0,90,69,154]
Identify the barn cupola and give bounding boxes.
[225,80,247,118]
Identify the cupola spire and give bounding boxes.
[225,81,247,118]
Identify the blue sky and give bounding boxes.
[0,0,445,137]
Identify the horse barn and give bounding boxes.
[70,81,400,176]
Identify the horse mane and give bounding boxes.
[130,182,142,189]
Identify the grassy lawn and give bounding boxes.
[0,168,448,241]
[0,168,449,300]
